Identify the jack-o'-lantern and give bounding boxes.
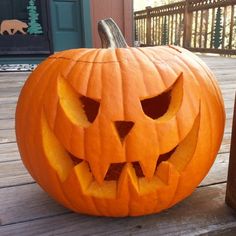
[16,19,225,216]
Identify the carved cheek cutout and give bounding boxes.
[140,73,183,122]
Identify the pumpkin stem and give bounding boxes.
[98,18,128,48]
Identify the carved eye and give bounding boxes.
[58,76,100,127]
[141,74,183,120]
[141,90,171,119]
[80,96,100,123]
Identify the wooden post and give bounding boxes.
[146,6,152,46]
[226,93,236,210]
[183,0,193,49]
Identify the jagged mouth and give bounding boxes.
[42,109,200,198]
[69,146,177,181]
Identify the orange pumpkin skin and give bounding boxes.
[16,46,225,216]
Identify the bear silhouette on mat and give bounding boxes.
[0,19,28,35]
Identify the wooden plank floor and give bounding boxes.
[1,56,236,236]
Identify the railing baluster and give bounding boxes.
[204,9,209,49]
[210,7,216,49]
[152,16,155,45]
[183,0,193,48]
[194,11,199,48]
[199,10,204,48]
[222,6,227,49]
[171,14,174,44]
[168,15,171,45]
[177,13,181,45]
[146,7,151,46]
[181,13,184,46]
[159,16,162,45]
[229,5,234,49]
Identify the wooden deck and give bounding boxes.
[0,55,236,235]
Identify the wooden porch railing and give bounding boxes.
[134,0,236,55]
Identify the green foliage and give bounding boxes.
[234,16,236,34]
[213,7,223,49]
[27,0,43,35]
[174,22,182,46]
[161,16,169,45]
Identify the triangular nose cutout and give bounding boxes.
[114,121,134,143]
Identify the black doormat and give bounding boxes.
[0,64,37,72]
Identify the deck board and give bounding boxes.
[1,184,236,236]
[0,55,236,235]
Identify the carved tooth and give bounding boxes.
[117,163,139,197]
[73,161,94,191]
[73,161,117,199]
[117,164,129,198]
[88,159,110,185]
[156,161,179,185]
[156,161,170,184]
[139,155,159,180]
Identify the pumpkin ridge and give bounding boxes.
[137,47,178,89]
[145,46,184,78]
[86,51,104,99]
[16,59,55,177]
[114,49,125,119]
[69,62,94,98]
[22,59,60,181]
[85,49,101,94]
[137,47,168,88]
[131,47,167,96]
[17,59,56,133]
[130,47,156,95]
[126,48,148,96]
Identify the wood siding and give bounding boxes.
[90,0,133,47]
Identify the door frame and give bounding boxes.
[80,0,92,48]
[50,0,92,51]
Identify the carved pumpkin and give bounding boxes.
[16,21,225,216]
